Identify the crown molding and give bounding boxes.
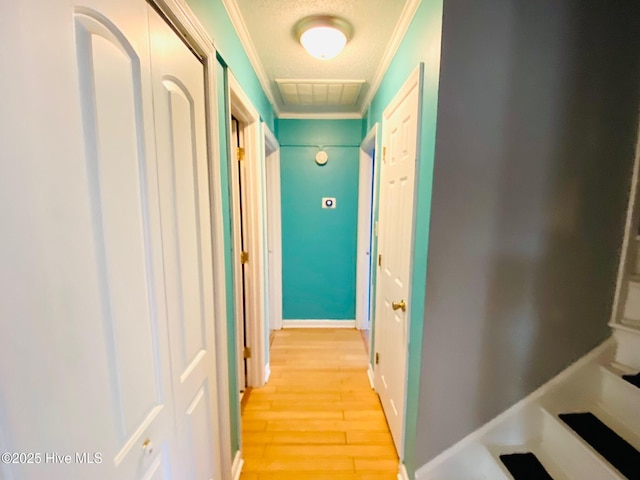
[220,0,280,116]
[277,112,363,120]
[359,0,422,115]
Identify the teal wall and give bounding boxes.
[186,0,274,130]
[364,1,444,477]
[215,57,241,459]
[278,119,363,320]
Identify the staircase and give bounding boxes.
[415,324,640,480]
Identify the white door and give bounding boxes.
[148,7,221,480]
[374,67,422,456]
[63,2,177,477]
[0,1,220,479]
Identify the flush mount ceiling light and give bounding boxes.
[294,15,353,60]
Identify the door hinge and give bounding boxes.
[378,254,382,267]
[237,147,245,161]
[243,346,252,359]
[382,147,386,162]
[240,251,249,264]
[375,352,380,365]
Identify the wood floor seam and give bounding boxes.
[240,328,399,480]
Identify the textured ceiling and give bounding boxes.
[228,0,414,117]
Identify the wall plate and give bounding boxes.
[322,197,336,209]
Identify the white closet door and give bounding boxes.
[148,7,222,480]
[0,1,196,478]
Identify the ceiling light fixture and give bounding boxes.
[294,15,353,60]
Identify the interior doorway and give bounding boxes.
[264,124,282,338]
[373,66,423,457]
[356,124,379,349]
[227,72,268,392]
[231,116,250,396]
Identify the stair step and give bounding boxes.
[622,371,640,389]
[499,453,553,480]
[559,412,640,479]
[541,407,623,479]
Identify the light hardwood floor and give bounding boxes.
[240,328,399,479]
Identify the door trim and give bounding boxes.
[228,72,268,389]
[373,65,423,458]
[356,124,378,331]
[264,123,283,331]
[149,0,230,476]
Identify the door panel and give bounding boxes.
[374,69,421,457]
[77,16,161,438]
[148,7,221,479]
[1,1,221,479]
[74,5,175,478]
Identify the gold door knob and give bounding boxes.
[142,438,153,456]
[391,300,406,312]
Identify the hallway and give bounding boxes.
[239,329,398,479]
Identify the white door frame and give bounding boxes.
[356,124,378,331]
[373,65,423,458]
[263,124,283,332]
[227,72,268,389]
[150,0,232,475]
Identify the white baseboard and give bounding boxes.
[415,337,616,479]
[231,450,243,480]
[265,363,271,383]
[398,463,410,480]
[282,319,356,328]
[367,365,375,389]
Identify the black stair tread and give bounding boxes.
[622,372,640,389]
[499,452,554,480]
[559,412,640,480]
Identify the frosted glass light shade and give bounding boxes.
[300,26,347,60]
[295,16,352,61]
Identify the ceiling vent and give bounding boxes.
[275,79,365,106]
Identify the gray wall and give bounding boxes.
[415,0,640,465]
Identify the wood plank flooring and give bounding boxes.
[240,328,399,479]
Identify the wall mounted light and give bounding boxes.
[315,150,329,165]
[294,15,353,60]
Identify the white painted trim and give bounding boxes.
[277,111,364,120]
[228,72,268,389]
[356,124,378,331]
[220,0,280,115]
[265,363,271,383]
[383,65,422,120]
[398,463,410,480]
[231,450,244,480]
[367,365,375,390]
[414,337,616,479]
[263,123,283,332]
[360,0,423,115]
[149,1,230,477]
[282,320,357,329]
[264,123,279,154]
[610,106,640,327]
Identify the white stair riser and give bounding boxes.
[622,282,640,321]
[600,371,640,439]
[613,328,640,369]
